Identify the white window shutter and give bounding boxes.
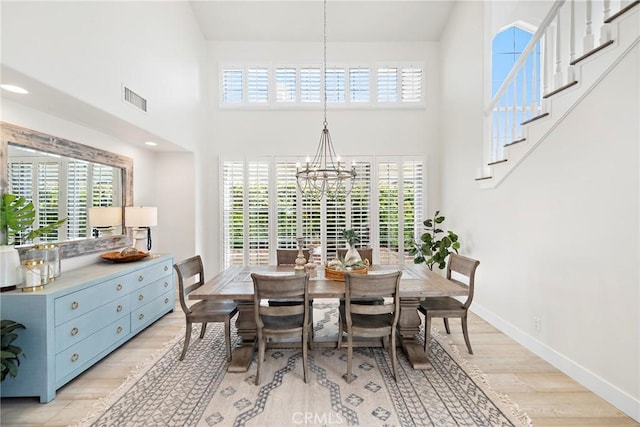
[247,67,269,103]
[377,67,398,103]
[300,67,321,103]
[401,67,422,103]
[222,161,245,268]
[275,68,297,103]
[223,68,243,103]
[325,67,345,103]
[349,67,370,103]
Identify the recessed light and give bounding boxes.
[144,141,157,147]
[1,84,29,94]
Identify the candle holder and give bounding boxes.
[295,237,307,271]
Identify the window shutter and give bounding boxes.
[402,160,424,264]
[401,67,422,103]
[349,67,370,103]
[377,67,398,103]
[8,161,33,200]
[67,161,89,240]
[300,67,321,103]
[325,67,345,103]
[222,161,245,268]
[37,162,61,242]
[247,161,270,265]
[247,67,269,103]
[223,68,243,103]
[275,161,298,249]
[348,161,372,249]
[275,67,297,103]
[378,161,400,264]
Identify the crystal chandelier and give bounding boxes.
[296,0,356,200]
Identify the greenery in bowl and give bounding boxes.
[406,211,461,270]
[1,319,26,382]
[341,229,360,247]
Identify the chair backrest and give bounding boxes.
[251,273,310,328]
[276,249,311,265]
[173,255,205,314]
[344,271,402,327]
[337,248,373,265]
[446,254,480,309]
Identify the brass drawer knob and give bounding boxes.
[71,301,79,310]
[71,327,79,336]
[164,282,169,288]
[138,294,144,301]
[164,265,169,271]
[116,283,123,291]
[116,305,123,313]
[138,313,144,320]
[138,275,144,282]
[116,326,123,334]
[164,298,169,304]
[71,353,79,362]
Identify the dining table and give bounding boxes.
[190,263,467,373]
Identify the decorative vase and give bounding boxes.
[0,245,21,292]
[344,243,362,267]
[295,237,307,270]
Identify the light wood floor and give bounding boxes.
[1,298,637,426]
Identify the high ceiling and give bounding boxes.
[189,0,456,42]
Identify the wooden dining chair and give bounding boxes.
[339,271,402,383]
[337,247,373,265]
[174,255,238,361]
[251,272,311,385]
[273,249,314,340]
[419,254,480,355]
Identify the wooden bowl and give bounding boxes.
[324,266,368,281]
[100,251,149,263]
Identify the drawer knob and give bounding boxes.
[117,305,123,313]
[71,327,79,336]
[116,326,123,334]
[164,282,169,288]
[164,298,169,304]
[71,353,79,362]
[138,294,144,301]
[139,313,144,320]
[138,275,144,282]
[71,301,79,310]
[116,283,123,291]
[164,265,169,271]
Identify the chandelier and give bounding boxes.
[296,0,356,200]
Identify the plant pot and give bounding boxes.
[0,245,21,292]
[344,243,362,267]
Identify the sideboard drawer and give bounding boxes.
[54,277,133,326]
[55,295,130,353]
[130,278,172,311]
[131,291,174,333]
[130,260,173,290]
[55,318,130,383]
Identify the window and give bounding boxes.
[300,67,321,103]
[377,67,398,103]
[275,67,297,103]
[349,67,370,103]
[247,67,269,103]
[325,67,345,103]
[222,68,243,103]
[221,156,424,268]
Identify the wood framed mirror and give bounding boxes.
[1,122,133,258]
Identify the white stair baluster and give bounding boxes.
[601,0,612,43]
[584,0,595,51]
[554,12,564,88]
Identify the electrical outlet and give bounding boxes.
[533,317,541,332]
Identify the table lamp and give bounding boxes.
[88,207,123,237]
[125,206,157,251]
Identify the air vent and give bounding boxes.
[123,86,147,112]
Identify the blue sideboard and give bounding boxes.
[0,254,174,403]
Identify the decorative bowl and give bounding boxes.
[100,251,149,263]
[324,266,368,281]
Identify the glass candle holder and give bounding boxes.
[20,259,49,291]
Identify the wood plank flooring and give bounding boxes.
[1,298,636,426]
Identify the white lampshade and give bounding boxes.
[125,206,158,227]
[88,207,123,227]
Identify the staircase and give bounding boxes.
[477,0,639,187]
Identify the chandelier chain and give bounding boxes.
[323,0,328,125]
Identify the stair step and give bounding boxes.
[504,137,526,148]
[605,0,640,23]
[521,113,549,126]
[543,80,579,99]
[571,40,615,65]
[488,159,508,166]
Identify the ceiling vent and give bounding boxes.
[123,86,147,112]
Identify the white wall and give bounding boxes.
[440,1,639,420]
[201,41,440,275]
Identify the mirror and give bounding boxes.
[1,122,133,258]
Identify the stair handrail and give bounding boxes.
[484,0,566,116]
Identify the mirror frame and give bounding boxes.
[1,122,133,258]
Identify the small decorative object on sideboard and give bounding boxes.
[100,247,149,263]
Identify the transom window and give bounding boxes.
[220,62,425,108]
[221,156,424,268]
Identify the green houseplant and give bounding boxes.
[1,319,26,381]
[406,211,461,270]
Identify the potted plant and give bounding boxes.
[341,229,363,267]
[1,193,66,290]
[406,211,461,270]
[1,319,25,381]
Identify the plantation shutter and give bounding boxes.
[378,162,400,264]
[348,161,372,250]
[349,67,370,103]
[325,67,345,103]
[223,68,243,103]
[402,160,424,264]
[401,67,422,103]
[8,161,33,201]
[247,67,269,103]
[37,162,61,242]
[222,161,245,268]
[377,67,398,103]
[247,161,270,265]
[275,67,297,103]
[67,161,88,240]
[275,161,298,249]
[300,67,321,103]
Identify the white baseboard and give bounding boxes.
[470,303,640,423]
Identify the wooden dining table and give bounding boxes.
[190,264,467,373]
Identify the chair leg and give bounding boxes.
[346,334,354,383]
[302,326,309,383]
[255,336,265,385]
[224,317,232,362]
[389,330,398,382]
[424,314,432,354]
[337,315,343,349]
[461,313,473,354]
[199,322,207,339]
[310,302,315,342]
[180,320,192,361]
[443,318,451,334]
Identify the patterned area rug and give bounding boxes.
[75,302,531,427]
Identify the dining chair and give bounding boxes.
[419,254,480,355]
[273,249,314,341]
[337,247,373,265]
[251,272,311,385]
[339,271,402,383]
[174,255,238,361]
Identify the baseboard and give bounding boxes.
[470,303,640,423]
